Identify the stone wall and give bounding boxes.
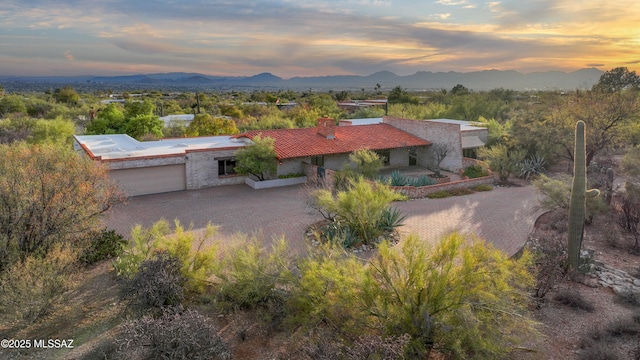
[389,175,495,199]
[185,148,245,189]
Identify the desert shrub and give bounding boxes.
[116,307,231,360]
[80,228,126,264]
[553,289,595,312]
[426,190,451,199]
[471,183,493,192]
[286,243,368,332]
[533,174,608,222]
[363,234,539,358]
[0,244,78,323]
[580,314,640,360]
[113,220,219,293]
[615,291,640,307]
[312,178,406,245]
[121,251,184,311]
[344,334,411,360]
[407,175,437,187]
[216,237,293,318]
[448,187,474,196]
[463,164,489,179]
[527,235,568,299]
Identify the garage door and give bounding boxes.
[110,164,186,196]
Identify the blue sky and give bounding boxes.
[2,0,639,77]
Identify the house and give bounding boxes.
[233,117,431,178]
[73,117,487,196]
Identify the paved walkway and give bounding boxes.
[103,184,541,257]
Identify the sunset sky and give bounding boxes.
[2,0,640,78]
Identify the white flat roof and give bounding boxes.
[428,118,484,131]
[74,134,248,160]
[339,118,383,125]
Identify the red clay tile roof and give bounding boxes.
[234,123,431,159]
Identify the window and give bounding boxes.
[311,155,325,167]
[375,150,391,166]
[218,158,237,176]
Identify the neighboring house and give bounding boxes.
[74,116,487,196]
[337,100,388,114]
[159,114,195,128]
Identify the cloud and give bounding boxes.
[64,50,74,61]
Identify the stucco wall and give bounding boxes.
[383,116,463,172]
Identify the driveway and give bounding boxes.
[103,184,541,257]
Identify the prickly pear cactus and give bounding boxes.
[568,121,600,271]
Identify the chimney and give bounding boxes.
[316,117,336,139]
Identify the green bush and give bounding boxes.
[277,172,305,179]
[426,191,452,199]
[448,187,474,196]
[471,183,493,192]
[113,219,219,293]
[363,234,539,358]
[463,164,489,179]
[80,228,126,264]
[215,237,293,315]
[312,178,406,245]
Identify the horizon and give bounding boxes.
[2,1,639,78]
[0,67,604,81]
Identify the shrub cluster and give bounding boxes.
[381,170,437,187]
[426,186,485,199]
[462,164,489,179]
[116,307,231,360]
[80,228,126,264]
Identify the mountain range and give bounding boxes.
[0,68,604,92]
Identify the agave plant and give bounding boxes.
[378,207,407,232]
[519,154,547,180]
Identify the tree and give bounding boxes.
[477,144,526,182]
[426,142,453,177]
[124,114,163,140]
[593,67,640,93]
[124,99,155,119]
[53,86,79,105]
[234,135,277,181]
[85,103,125,134]
[621,145,640,180]
[349,149,383,179]
[518,90,640,166]
[451,83,470,96]
[387,86,413,104]
[30,117,75,145]
[0,143,125,272]
[185,114,239,137]
[616,182,640,252]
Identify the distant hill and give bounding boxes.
[0,68,605,92]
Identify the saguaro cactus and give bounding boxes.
[568,121,600,271]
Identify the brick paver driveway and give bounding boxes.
[103,184,541,256]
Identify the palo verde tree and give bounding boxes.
[185,113,239,136]
[0,143,125,272]
[234,135,277,181]
[348,148,384,179]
